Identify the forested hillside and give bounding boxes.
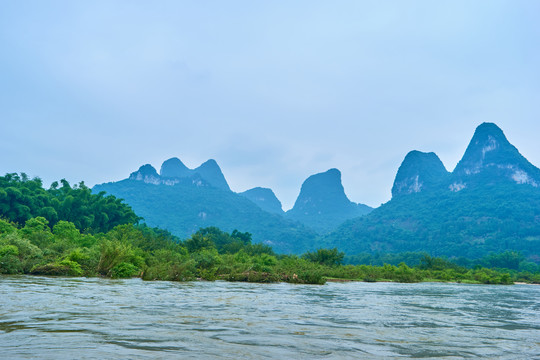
[0,173,139,233]
[325,123,540,259]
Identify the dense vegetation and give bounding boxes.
[346,250,540,273]
[94,179,318,253]
[1,172,538,285]
[325,183,540,259]
[0,173,139,233]
[1,217,537,285]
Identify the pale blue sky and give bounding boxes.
[1,1,539,209]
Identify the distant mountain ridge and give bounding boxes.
[285,169,372,232]
[239,187,284,214]
[92,122,538,258]
[94,175,316,254]
[391,123,540,197]
[133,157,231,191]
[95,158,372,249]
[324,123,540,258]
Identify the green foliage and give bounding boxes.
[0,232,43,273]
[0,218,17,234]
[0,210,535,286]
[394,262,422,283]
[65,247,99,275]
[93,179,317,253]
[97,239,134,276]
[192,248,221,279]
[325,183,540,258]
[143,259,196,281]
[31,259,83,276]
[185,233,215,253]
[20,216,53,248]
[418,255,463,271]
[110,262,139,278]
[0,244,19,257]
[481,251,524,270]
[0,173,139,234]
[303,248,344,266]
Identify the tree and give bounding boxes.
[303,248,345,266]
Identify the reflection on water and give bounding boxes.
[1,276,539,359]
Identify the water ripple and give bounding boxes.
[0,276,539,359]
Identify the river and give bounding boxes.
[1,276,539,359]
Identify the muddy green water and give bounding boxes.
[1,276,539,359]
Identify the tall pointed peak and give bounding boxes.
[290,168,349,214]
[194,159,230,191]
[160,157,190,178]
[453,123,540,188]
[474,122,506,138]
[392,151,449,197]
[198,159,220,169]
[304,168,342,186]
[455,123,513,174]
[287,168,372,233]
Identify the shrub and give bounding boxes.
[303,248,345,267]
[143,259,196,281]
[97,240,133,276]
[30,259,83,276]
[110,262,139,279]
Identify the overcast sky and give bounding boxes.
[1,1,539,210]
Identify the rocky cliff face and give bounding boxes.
[129,157,231,191]
[323,122,540,258]
[391,123,540,196]
[128,164,162,185]
[451,122,540,190]
[391,151,449,197]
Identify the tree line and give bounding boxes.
[1,172,538,285]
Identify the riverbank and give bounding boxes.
[2,218,539,286]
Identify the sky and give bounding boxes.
[1,1,539,210]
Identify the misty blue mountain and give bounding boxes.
[94,159,319,253]
[94,158,373,252]
[239,187,284,215]
[391,151,449,197]
[158,157,230,191]
[285,169,372,233]
[93,123,540,258]
[325,123,540,258]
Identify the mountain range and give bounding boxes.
[324,123,540,258]
[93,123,540,259]
[93,157,370,253]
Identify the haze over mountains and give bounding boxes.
[94,157,371,253]
[286,169,372,232]
[325,123,540,258]
[94,123,540,259]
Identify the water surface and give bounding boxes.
[1,276,539,359]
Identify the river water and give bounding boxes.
[0,276,538,359]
